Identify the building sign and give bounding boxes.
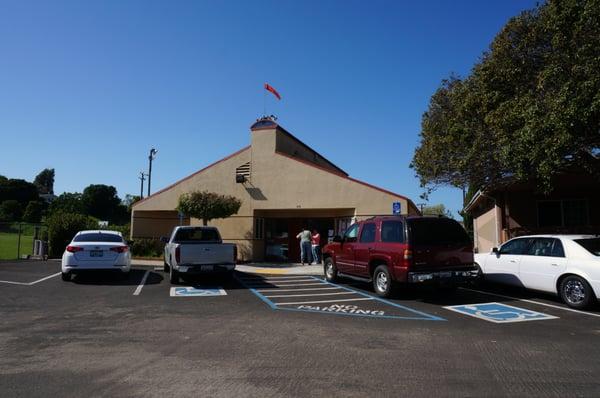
[392,202,401,215]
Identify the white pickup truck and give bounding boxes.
[162,226,237,284]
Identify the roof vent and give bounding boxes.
[235,162,251,183]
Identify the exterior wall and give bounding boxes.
[130,211,189,239]
[274,129,345,175]
[132,123,418,261]
[473,206,499,253]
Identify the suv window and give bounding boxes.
[344,224,359,243]
[499,238,531,255]
[381,221,404,243]
[359,223,376,243]
[73,233,123,243]
[526,238,564,257]
[173,228,221,243]
[574,238,600,256]
[407,218,470,246]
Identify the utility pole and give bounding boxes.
[138,172,147,199]
[417,203,426,214]
[147,148,158,197]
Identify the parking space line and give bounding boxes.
[276,297,374,305]
[0,280,30,286]
[461,287,600,319]
[133,271,149,296]
[257,287,342,292]
[29,272,61,285]
[0,272,61,286]
[245,282,327,288]
[264,292,357,298]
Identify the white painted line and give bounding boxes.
[461,287,600,319]
[264,292,357,298]
[240,278,315,283]
[257,287,342,292]
[133,271,149,296]
[0,280,30,286]
[240,276,310,280]
[275,297,374,305]
[246,282,326,288]
[28,272,62,285]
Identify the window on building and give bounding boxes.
[537,199,588,227]
[254,218,264,239]
[359,223,376,243]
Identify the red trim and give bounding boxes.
[133,146,251,207]
[274,151,414,204]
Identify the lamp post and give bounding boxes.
[147,148,158,197]
[138,171,147,199]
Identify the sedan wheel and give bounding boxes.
[559,275,595,309]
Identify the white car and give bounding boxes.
[475,235,600,309]
[61,230,131,281]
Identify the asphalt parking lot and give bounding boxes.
[1,260,600,397]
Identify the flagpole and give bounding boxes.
[263,86,266,117]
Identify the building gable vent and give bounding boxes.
[236,162,251,178]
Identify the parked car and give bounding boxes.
[474,235,600,309]
[322,216,479,297]
[61,230,131,281]
[162,226,237,284]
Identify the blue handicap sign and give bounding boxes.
[444,302,558,323]
[170,286,227,297]
[392,202,401,215]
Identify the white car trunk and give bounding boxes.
[73,242,121,262]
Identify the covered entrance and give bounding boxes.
[256,209,354,263]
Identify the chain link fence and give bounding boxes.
[0,222,48,260]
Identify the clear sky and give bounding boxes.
[0,0,538,216]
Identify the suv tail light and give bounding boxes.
[175,246,181,263]
[110,246,129,253]
[66,245,84,253]
[401,248,413,268]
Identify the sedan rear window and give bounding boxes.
[407,218,471,246]
[574,238,600,256]
[73,233,124,243]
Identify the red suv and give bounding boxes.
[322,216,478,297]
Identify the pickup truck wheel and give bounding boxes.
[324,258,338,282]
[373,265,394,298]
[169,265,179,284]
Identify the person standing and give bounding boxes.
[296,227,312,265]
[311,229,321,264]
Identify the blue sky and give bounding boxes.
[0,0,537,216]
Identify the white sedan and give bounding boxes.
[475,235,600,309]
[61,230,131,281]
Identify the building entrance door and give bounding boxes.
[264,217,334,263]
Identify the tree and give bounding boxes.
[177,191,242,226]
[412,0,600,195]
[422,204,454,218]
[33,168,55,194]
[0,178,39,204]
[0,200,23,222]
[23,201,45,223]
[46,211,97,257]
[81,184,122,221]
[48,192,84,215]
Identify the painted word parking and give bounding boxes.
[444,302,558,323]
[237,275,443,321]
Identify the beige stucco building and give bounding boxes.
[131,118,419,261]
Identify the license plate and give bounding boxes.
[90,250,103,257]
[201,265,214,271]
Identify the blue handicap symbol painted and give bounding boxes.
[170,286,227,297]
[444,302,558,323]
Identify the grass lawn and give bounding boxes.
[0,232,34,260]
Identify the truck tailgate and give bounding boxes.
[179,244,235,265]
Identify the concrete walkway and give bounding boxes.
[132,259,323,276]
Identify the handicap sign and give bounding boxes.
[392,202,401,215]
[170,286,227,297]
[444,302,558,323]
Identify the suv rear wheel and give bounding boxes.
[324,257,338,282]
[373,265,394,298]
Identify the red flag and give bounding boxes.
[264,83,281,100]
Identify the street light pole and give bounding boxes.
[147,148,158,197]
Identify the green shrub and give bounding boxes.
[111,223,131,240]
[130,238,163,258]
[0,200,23,222]
[47,211,97,257]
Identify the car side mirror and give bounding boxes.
[332,235,343,243]
[492,247,499,254]
[160,236,169,243]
